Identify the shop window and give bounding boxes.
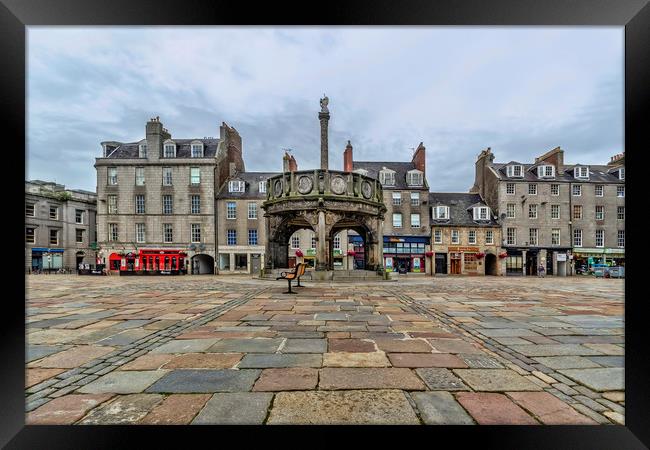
[235,254,248,270]
[464,253,478,272]
[219,254,231,270]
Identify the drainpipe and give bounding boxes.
[214,165,220,275]
[568,181,573,276]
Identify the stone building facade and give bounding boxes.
[429,192,504,276]
[349,142,431,272]
[25,180,97,272]
[471,147,625,276]
[94,117,244,274]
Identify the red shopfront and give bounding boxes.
[112,250,188,275]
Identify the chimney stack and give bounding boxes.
[289,155,298,172]
[146,116,164,160]
[343,140,353,172]
[282,152,291,172]
[411,142,426,175]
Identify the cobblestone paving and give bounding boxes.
[25,275,624,425]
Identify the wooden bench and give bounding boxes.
[276,263,306,294]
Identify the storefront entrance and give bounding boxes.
[485,253,498,276]
[435,253,447,274]
[506,254,523,275]
[450,253,462,275]
[526,251,538,276]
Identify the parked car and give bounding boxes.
[593,266,607,278]
[608,266,625,278]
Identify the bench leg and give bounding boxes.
[296,277,303,287]
[283,278,297,294]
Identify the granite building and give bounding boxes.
[25,180,97,272]
[471,146,625,276]
[429,192,504,276]
[349,142,431,273]
[94,117,244,274]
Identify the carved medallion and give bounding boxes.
[330,176,347,195]
[297,175,313,194]
[274,179,283,196]
[361,180,373,199]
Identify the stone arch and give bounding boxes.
[328,216,374,270]
[191,254,214,274]
[485,252,498,276]
[267,214,317,270]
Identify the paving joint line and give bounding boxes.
[386,288,617,424]
[26,286,269,412]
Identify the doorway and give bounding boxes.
[251,254,261,274]
[450,253,462,274]
[485,253,498,275]
[435,253,447,274]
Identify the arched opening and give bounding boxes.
[329,219,372,271]
[485,253,498,276]
[269,216,316,269]
[75,251,85,268]
[191,254,214,274]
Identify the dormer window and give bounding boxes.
[163,140,176,158]
[379,169,395,186]
[259,181,267,193]
[574,166,589,179]
[473,206,490,221]
[507,165,524,178]
[191,142,204,158]
[228,180,245,193]
[354,168,369,176]
[619,167,625,180]
[538,165,555,178]
[406,169,423,186]
[138,141,147,158]
[433,206,449,220]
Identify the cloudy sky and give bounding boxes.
[27,27,623,192]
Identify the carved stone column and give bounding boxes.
[316,210,328,271]
[319,111,330,171]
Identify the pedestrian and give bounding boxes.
[538,263,545,278]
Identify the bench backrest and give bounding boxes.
[297,263,306,277]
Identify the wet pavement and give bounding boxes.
[25,274,624,425]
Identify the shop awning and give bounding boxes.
[573,248,625,256]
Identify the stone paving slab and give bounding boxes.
[207,338,284,353]
[30,345,115,368]
[455,392,539,425]
[252,368,319,391]
[532,356,602,369]
[508,344,604,357]
[139,394,212,424]
[410,392,475,425]
[238,354,322,368]
[388,353,468,368]
[319,368,426,390]
[27,394,114,424]
[77,370,168,394]
[415,368,469,391]
[267,390,420,424]
[322,352,390,367]
[78,394,164,424]
[26,368,66,388]
[26,345,69,363]
[427,338,484,354]
[280,338,327,353]
[557,368,624,391]
[586,356,624,367]
[149,339,220,354]
[507,391,597,424]
[192,392,273,424]
[163,353,243,369]
[145,369,261,393]
[453,369,543,392]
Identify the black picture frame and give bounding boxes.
[3,0,648,447]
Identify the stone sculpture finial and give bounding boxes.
[320,94,329,113]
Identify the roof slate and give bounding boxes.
[352,161,428,190]
[106,139,221,159]
[492,163,623,183]
[429,192,498,227]
[216,171,279,199]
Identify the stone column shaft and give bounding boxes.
[319,112,330,171]
[316,210,328,271]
